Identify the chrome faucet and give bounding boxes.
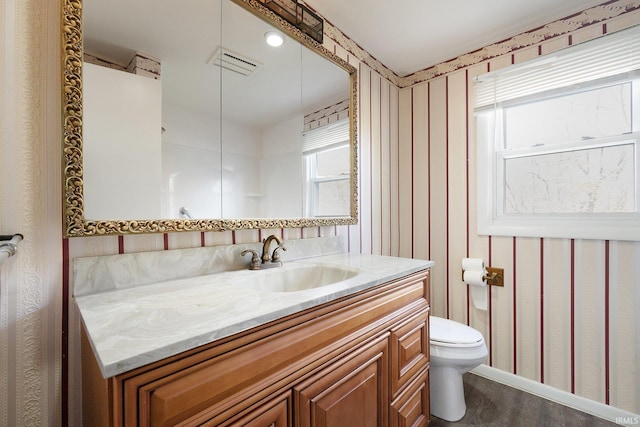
[241,234,286,270]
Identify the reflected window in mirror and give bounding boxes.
[303,118,350,217]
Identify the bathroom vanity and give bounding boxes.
[76,240,433,426]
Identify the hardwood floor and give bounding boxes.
[429,373,618,427]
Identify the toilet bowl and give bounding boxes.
[429,316,488,422]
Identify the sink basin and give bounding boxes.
[238,264,360,293]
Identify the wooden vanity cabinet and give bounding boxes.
[82,270,431,427]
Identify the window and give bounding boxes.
[303,120,351,217]
[475,26,640,241]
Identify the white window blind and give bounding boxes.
[475,25,640,109]
[303,119,349,154]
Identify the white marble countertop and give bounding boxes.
[76,253,433,378]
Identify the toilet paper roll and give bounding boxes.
[462,257,484,271]
[464,270,488,310]
[470,286,488,310]
[463,270,487,287]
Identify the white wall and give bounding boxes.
[260,113,304,218]
[83,63,163,220]
[161,105,223,219]
[220,120,262,218]
[161,106,266,219]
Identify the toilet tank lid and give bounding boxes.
[430,316,483,344]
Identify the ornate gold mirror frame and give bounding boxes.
[62,0,358,236]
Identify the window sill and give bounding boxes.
[477,214,640,241]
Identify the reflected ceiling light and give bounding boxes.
[264,31,284,47]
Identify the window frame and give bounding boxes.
[477,75,640,241]
[303,142,350,218]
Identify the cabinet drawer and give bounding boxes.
[390,309,429,398]
[390,368,429,427]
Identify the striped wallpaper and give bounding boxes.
[394,13,640,413]
[62,2,640,424]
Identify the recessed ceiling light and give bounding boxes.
[264,31,284,47]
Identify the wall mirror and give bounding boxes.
[62,0,358,236]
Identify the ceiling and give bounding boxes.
[304,0,607,76]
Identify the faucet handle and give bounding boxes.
[241,249,261,270]
[271,244,287,262]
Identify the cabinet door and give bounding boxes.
[390,368,429,427]
[218,392,291,427]
[295,336,389,427]
[390,309,429,398]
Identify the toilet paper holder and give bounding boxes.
[461,267,504,286]
[484,267,504,286]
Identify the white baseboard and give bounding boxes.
[471,365,640,425]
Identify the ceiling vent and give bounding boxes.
[208,47,261,76]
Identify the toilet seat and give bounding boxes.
[430,316,483,347]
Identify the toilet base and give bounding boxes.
[429,366,466,422]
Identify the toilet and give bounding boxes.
[429,316,488,422]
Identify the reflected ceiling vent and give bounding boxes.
[208,47,261,76]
